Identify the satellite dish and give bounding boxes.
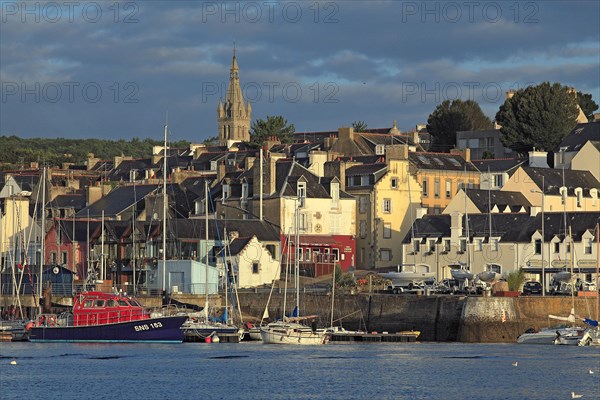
[52,266,60,275]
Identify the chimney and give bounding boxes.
[87,185,102,206]
[338,127,354,142]
[450,212,463,243]
[217,161,226,181]
[528,148,549,168]
[450,148,470,162]
[324,160,346,191]
[385,144,409,161]
[193,145,207,159]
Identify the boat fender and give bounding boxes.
[25,321,35,331]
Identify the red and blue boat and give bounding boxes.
[28,291,188,343]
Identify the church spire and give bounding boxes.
[218,45,251,146]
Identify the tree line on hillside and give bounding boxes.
[0,136,190,170]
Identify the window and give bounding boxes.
[554,242,560,254]
[383,223,392,239]
[252,263,259,274]
[433,207,441,215]
[266,244,277,260]
[460,239,467,252]
[332,248,340,262]
[560,187,566,205]
[422,178,428,197]
[534,239,542,255]
[297,182,306,207]
[359,196,368,213]
[489,264,501,273]
[61,251,68,265]
[457,181,464,190]
[468,180,474,189]
[50,252,57,264]
[476,239,483,252]
[413,240,420,252]
[444,239,451,252]
[428,240,436,252]
[585,239,592,254]
[305,248,312,262]
[494,174,503,187]
[359,221,367,239]
[361,176,370,186]
[383,198,392,213]
[434,179,440,198]
[492,238,499,252]
[576,190,582,208]
[445,180,452,198]
[391,177,398,188]
[241,182,248,199]
[468,138,479,148]
[458,139,467,148]
[380,249,391,261]
[486,137,494,147]
[222,184,230,204]
[331,182,339,208]
[299,213,308,231]
[566,242,571,253]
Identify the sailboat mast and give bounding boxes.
[204,180,209,317]
[161,121,168,293]
[595,223,599,323]
[39,166,46,315]
[295,200,300,315]
[569,225,574,313]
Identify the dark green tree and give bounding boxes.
[202,136,220,146]
[426,99,493,151]
[351,120,368,131]
[576,91,599,118]
[249,115,295,146]
[496,82,579,154]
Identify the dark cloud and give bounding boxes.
[1,1,598,141]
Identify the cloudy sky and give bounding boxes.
[1,1,599,143]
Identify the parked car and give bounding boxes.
[522,281,542,295]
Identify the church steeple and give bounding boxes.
[218,45,251,146]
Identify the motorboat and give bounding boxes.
[27,291,188,343]
[517,326,582,345]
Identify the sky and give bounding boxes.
[1,1,599,143]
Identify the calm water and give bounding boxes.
[1,341,598,400]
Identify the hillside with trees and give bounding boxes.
[0,136,190,170]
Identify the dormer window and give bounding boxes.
[222,184,230,204]
[297,181,306,207]
[331,182,339,208]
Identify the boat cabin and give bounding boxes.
[72,291,149,326]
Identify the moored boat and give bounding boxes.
[27,291,188,343]
[260,316,328,345]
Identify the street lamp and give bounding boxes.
[531,176,545,296]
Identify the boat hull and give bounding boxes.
[260,323,328,345]
[28,315,188,343]
[517,327,582,345]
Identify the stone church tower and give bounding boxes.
[218,48,252,146]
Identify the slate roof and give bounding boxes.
[50,192,87,211]
[409,152,477,171]
[75,184,158,218]
[337,155,382,164]
[466,212,600,242]
[56,219,102,242]
[465,189,531,213]
[170,219,280,242]
[522,167,600,197]
[404,215,452,242]
[228,237,253,256]
[471,158,526,173]
[554,121,600,152]
[345,163,387,176]
[107,159,153,181]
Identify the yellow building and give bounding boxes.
[0,196,41,269]
[344,146,422,269]
[409,149,480,215]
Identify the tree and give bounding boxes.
[496,82,579,154]
[249,115,295,146]
[202,136,220,146]
[577,91,599,118]
[426,99,493,151]
[351,120,368,131]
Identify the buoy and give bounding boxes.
[25,322,34,331]
[204,336,212,343]
[10,360,17,365]
[212,335,220,343]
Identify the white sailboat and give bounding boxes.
[259,204,328,345]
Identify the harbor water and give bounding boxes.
[1,342,598,400]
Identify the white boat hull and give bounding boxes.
[517,327,582,345]
[260,322,328,345]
